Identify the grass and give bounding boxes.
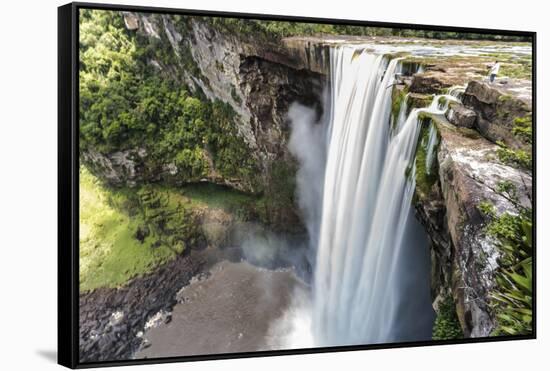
[391,85,408,126]
[79,168,264,292]
[79,167,176,292]
[177,182,258,211]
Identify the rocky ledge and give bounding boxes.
[414,80,532,337]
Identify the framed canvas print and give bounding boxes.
[58,2,536,368]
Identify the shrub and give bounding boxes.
[512,115,532,144]
[432,295,463,340]
[478,181,532,336]
[496,141,532,170]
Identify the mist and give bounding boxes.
[265,100,330,349]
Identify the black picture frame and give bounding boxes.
[58,2,537,368]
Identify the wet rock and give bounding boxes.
[446,102,477,128]
[78,244,291,362]
[414,182,452,301]
[79,248,225,362]
[408,93,433,109]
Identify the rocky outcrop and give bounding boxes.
[446,102,477,128]
[282,37,331,75]
[410,73,454,94]
[414,180,453,302]
[462,80,531,150]
[417,113,532,337]
[81,148,148,187]
[408,93,433,110]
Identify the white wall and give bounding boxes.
[0,0,546,369]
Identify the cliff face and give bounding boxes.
[414,82,532,337]
[82,12,327,195]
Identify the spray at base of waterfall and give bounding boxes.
[267,285,314,349]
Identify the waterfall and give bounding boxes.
[310,46,437,347]
[425,123,439,175]
[287,45,467,348]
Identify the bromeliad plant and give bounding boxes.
[478,180,533,336]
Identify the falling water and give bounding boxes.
[286,44,468,347]
[425,123,439,175]
[307,45,467,347]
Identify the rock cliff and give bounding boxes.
[414,82,532,337]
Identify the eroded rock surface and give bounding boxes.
[446,102,477,128]
[418,114,531,337]
[462,80,531,150]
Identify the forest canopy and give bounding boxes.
[79,9,257,183]
[205,17,531,42]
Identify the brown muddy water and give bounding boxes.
[135,260,308,358]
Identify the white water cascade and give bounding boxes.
[301,45,461,347]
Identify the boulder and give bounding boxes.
[462,80,531,149]
[446,102,477,128]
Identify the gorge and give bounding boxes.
[78,10,533,362]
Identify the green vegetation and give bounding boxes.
[499,59,532,80]
[496,141,532,170]
[79,9,257,186]
[391,86,408,127]
[204,16,531,42]
[478,181,532,336]
[259,160,298,227]
[512,115,532,144]
[432,295,464,340]
[79,166,269,291]
[413,117,439,197]
[176,182,265,223]
[80,167,177,291]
